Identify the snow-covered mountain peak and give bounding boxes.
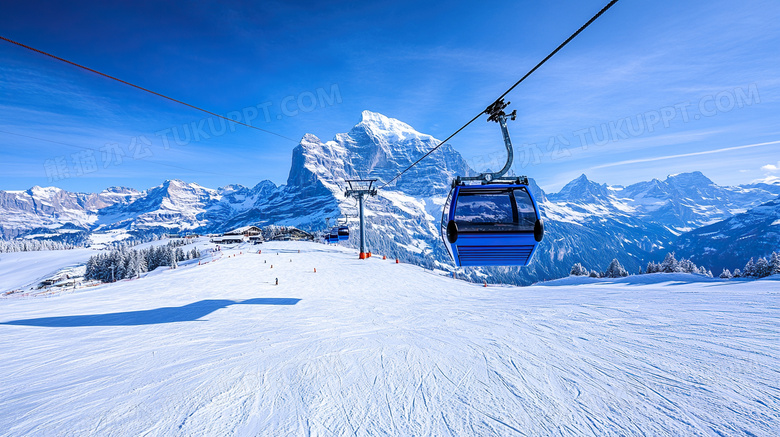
[665,171,714,187]
[283,111,471,197]
[358,110,419,133]
[27,186,64,196]
[154,179,217,197]
[353,110,434,145]
[217,184,247,196]
[160,179,186,189]
[96,186,143,208]
[100,186,140,195]
[155,179,181,193]
[297,133,348,158]
[754,176,780,186]
[250,180,277,192]
[566,173,599,186]
[300,133,322,145]
[550,174,611,203]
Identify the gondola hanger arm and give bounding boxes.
[458,99,519,184]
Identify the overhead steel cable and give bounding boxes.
[378,0,620,189]
[0,35,297,143]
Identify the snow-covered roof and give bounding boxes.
[211,235,247,242]
[224,225,262,235]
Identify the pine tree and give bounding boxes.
[770,252,780,276]
[605,259,629,278]
[719,268,732,279]
[743,258,756,277]
[733,268,742,278]
[126,251,140,279]
[85,255,96,280]
[570,263,588,276]
[149,246,163,270]
[145,247,156,271]
[661,252,678,273]
[645,261,659,274]
[678,258,697,273]
[754,257,771,278]
[589,270,599,278]
[116,248,128,280]
[136,250,147,276]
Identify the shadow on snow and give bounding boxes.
[0,298,300,327]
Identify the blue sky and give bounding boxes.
[1,0,779,193]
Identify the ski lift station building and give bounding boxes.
[210,226,264,244]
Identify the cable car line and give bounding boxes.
[378,0,620,190]
[0,35,297,143]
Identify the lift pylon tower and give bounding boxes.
[344,179,377,259]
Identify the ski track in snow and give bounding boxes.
[0,242,778,436]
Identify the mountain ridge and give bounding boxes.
[2,110,779,283]
[672,196,780,273]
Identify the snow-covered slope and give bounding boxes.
[0,249,96,292]
[1,242,777,435]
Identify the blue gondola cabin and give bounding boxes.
[441,182,543,267]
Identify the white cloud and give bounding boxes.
[761,162,780,172]
[589,140,780,170]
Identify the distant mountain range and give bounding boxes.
[2,111,778,283]
[672,197,780,274]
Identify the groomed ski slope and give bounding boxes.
[0,249,95,293]
[1,242,778,436]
